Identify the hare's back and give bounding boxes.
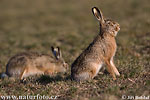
[6,52,54,77]
[6,52,54,68]
[6,52,35,77]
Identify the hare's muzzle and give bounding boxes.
[63,62,69,70]
[116,24,120,31]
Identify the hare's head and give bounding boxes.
[51,46,68,73]
[92,7,120,37]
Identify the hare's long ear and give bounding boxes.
[51,46,61,60]
[57,47,62,58]
[92,7,104,24]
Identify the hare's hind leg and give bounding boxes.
[20,68,27,80]
[79,72,90,80]
[105,59,116,80]
[73,71,92,81]
[74,65,101,81]
[110,58,120,76]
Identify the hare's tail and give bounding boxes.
[0,72,8,79]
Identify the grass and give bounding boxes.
[0,0,150,100]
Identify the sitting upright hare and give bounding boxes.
[1,46,68,79]
[71,7,120,81]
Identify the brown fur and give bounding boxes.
[5,47,68,79]
[71,7,120,81]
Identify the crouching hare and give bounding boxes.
[71,7,120,81]
[1,47,68,79]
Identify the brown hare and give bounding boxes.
[71,7,120,81]
[1,47,68,79]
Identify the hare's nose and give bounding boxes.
[64,63,69,68]
[118,27,120,31]
[117,24,120,29]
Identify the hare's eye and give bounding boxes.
[115,27,119,31]
[115,27,118,31]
